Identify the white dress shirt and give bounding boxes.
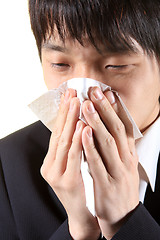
[136,116,160,203]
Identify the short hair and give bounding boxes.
[28,0,160,61]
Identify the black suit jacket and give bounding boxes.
[0,121,160,240]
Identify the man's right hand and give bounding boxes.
[40,89,101,240]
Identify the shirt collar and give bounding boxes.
[136,116,160,192]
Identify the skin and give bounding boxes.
[40,35,160,239]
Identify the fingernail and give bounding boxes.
[93,88,103,100]
[87,128,92,138]
[64,90,70,102]
[105,91,116,105]
[87,102,96,113]
[76,121,82,132]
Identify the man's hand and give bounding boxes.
[41,89,101,240]
[82,87,139,239]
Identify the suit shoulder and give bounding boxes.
[0,121,51,157]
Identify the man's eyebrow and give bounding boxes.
[42,43,69,53]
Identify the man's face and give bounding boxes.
[41,36,160,132]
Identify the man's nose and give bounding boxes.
[72,64,105,83]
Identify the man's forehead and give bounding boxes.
[42,35,143,56]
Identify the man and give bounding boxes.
[0,0,160,239]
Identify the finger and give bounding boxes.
[43,89,77,169]
[54,97,80,174]
[82,126,110,183]
[88,87,132,161]
[49,88,77,151]
[105,92,136,157]
[66,120,86,175]
[82,103,123,178]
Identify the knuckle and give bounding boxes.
[40,156,49,178]
[52,126,61,139]
[120,170,128,182]
[91,144,98,153]
[40,162,59,187]
[90,154,101,167]
[46,172,60,187]
[86,139,96,151]
[93,156,101,165]
[114,122,125,134]
[104,135,115,146]
[115,168,128,184]
[40,166,52,183]
[68,150,76,160]
[58,137,70,150]
[62,175,81,192]
[128,157,138,171]
[93,114,101,126]
[102,100,111,112]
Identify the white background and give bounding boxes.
[0,1,47,138]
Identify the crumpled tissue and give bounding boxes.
[29,78,143,216]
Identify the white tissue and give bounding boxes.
[29,78,142,216]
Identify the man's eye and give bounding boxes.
[51,63,70,68]
[106,65,128,69]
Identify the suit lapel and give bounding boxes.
[144,153,160,224]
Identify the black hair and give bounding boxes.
[28,0,160,61]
